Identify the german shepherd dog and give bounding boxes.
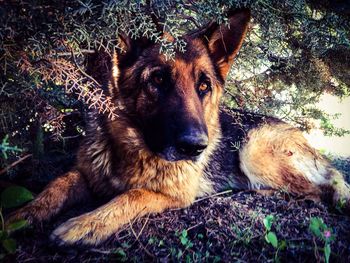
[8,9,350,246]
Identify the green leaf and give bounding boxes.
[309,217,322,237]
[180,230,189,245]
[1,186,33,208]
[2,238,16,254]
[324,244,331,263]
[180,235,188,246]
[177,249,183,259]
[148,237,155,245]
[263,215,275,231]
[265,232,278,248]
[6,219,28,231]
[279,240,287,250]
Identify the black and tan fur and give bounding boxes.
[8,9,350,246]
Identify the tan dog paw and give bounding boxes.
[50,214,108,246]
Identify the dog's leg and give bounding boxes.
[7,170,90,225]
[324,168,350,209]
[51,188,183,246]
[239,123,350,209]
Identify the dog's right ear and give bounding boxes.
[110,34,152,97]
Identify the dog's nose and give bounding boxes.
[176,132,208,157]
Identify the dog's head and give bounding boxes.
[111,9,250,161]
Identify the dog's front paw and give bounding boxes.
[50,214,107,246]
[6,205,43,227]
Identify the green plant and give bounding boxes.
[0,136,22,159]
[178,229,193,249]
[309,217,335,263]
[171,229,197,262]
[0,186,33,258]
[263,215,286,262]
[263,215,278,248]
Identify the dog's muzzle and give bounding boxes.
[160,130,209,161]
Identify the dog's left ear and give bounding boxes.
[200,9,251,80]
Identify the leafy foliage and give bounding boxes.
[1,186,34,209]
[0,186,33,257]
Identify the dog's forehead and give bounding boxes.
[144,38,212,71]
[176,38,209,63]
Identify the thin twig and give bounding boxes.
[128,220,155,258]
[136,214,150,239]
[89,248,113,255]
[53,49,95,57]
[69,47,102,87]
[0,154,32,175]
[312,237,321,262]
[0,208,4,231]
[194,189,233,203]
[185,222,203,232]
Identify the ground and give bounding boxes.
[2,154,350,263]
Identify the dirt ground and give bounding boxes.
[3,155,350,263]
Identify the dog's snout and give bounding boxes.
[176,131,208,157]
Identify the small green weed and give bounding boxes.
[0,136,22,159]
[309,217,335,263]
[263,215,278,248]
[178,229,193,249]
[263,215,287,262]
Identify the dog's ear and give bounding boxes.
[117,33,152,63]
[109,51,120,97]
[200,9,250,80]
[109,34,152,97]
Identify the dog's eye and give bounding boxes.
[152,72,164,86]
[198,81,211,95]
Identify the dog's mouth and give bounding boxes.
[157,145,206,162]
